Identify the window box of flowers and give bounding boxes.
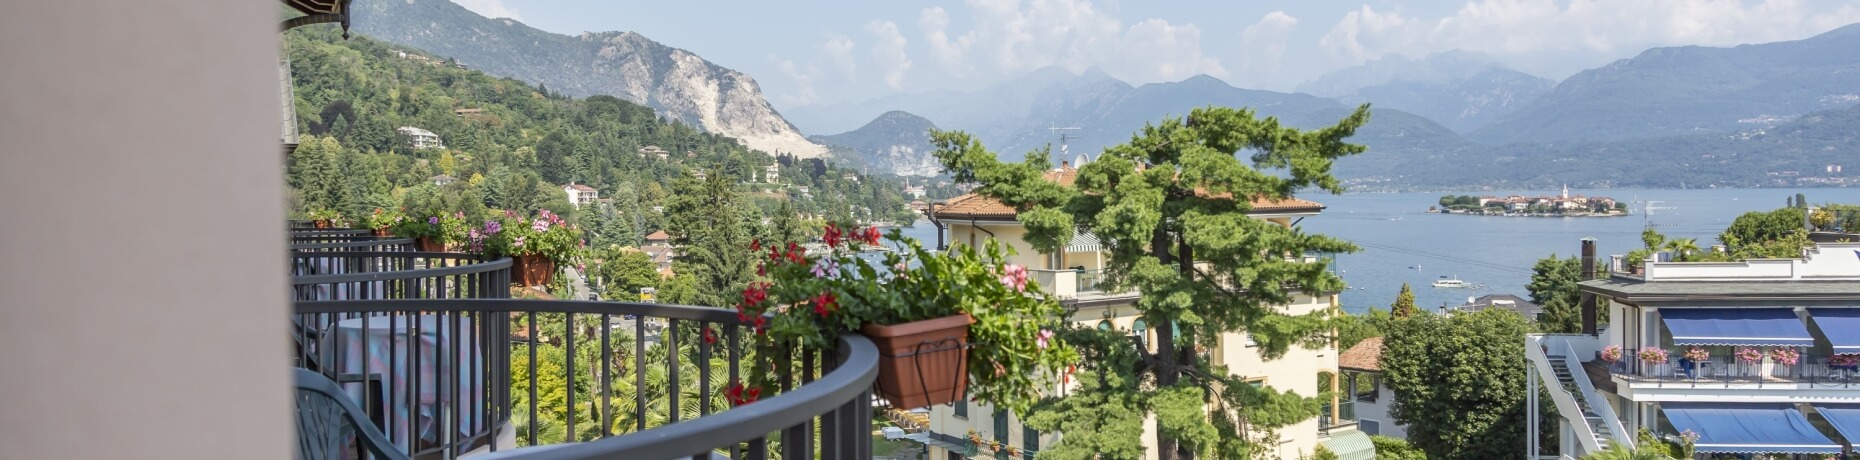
[360,208,403,237]
[476,210,578,287]
[743,226,1076,413]
[307,208,345,229]
[398,212,466,252]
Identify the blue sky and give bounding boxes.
[458,0,1860,110]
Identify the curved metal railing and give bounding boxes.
[294,299,876,460]
[287,244,875,459]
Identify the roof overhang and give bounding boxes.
[1580,278,1860,306]
[281,0,354,36]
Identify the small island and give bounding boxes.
[1429,186,1629,217]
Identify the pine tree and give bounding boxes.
[1391,283,1418,319]
[931,105,1369,459]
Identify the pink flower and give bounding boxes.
[893,263,909,279]
[532,218,550,232]
[811,258,840,279]
[1037,329,1054,349]
[1000,264,1029,292]
[513,236,525,248]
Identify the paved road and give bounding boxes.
[564,265,592,301]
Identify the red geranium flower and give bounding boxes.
[812,291,838,317]
[750,239,761,251]
[702,326,717,344]
[823,224,842,248]
[863,226,882,246]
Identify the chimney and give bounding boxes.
[1580,237,1598,335]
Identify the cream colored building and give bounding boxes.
[911,165,1362,460]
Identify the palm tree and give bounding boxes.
[1664,238,1701,262]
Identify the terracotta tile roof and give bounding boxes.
[566,184,597,192]
[644,230,670,241]
[1339,337,1383,372]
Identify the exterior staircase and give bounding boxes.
[1548,354,1615,450]
[1527,334,1631,458]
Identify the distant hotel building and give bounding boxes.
[562,183,598,208]
[397,126,443,150]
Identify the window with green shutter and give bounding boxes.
[994,409,1009,443]
[955,397,967,417]
[1024,424,1040,451]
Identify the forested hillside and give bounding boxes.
[283,26,916,246]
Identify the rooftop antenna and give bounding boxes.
[1634,198,1675,229]
[1049,125,1083,166]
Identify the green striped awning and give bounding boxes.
[1321,429,1376,460]
[1065,230,1101,253]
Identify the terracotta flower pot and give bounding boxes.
[512,254,555,287]
[861,313,972,410]
[313,219,331,229]
[372,228,392,237]
[416,236,445,252]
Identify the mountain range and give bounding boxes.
[347,0,827,158]
[342,0,1857,189]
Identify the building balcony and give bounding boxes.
[1607,348,1860,394]
[1028,268,1133,302]
[289,228,878,459]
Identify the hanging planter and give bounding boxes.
[512,254,556,287]
[862,313,973,409]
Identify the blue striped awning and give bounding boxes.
[1812,404,1860,447]
[1807,309,1860,353]
[1660,308,1813,347]
[1662,403,1842,454]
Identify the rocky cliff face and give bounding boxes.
[809,111,942,177]
[350,0,825,157]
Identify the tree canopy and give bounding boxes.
[934,105,1370,459]
[1382,308,1540,460]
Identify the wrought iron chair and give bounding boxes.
[294,368,411,460]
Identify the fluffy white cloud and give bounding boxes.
[1234,11,1299,87]
[865,20,913,90]
[772,58,821,106]
[822,34,857,79]
[1320,0,1860,77]
[451,0,519,19]
[914,0,1224,84]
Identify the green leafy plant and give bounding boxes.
[476,209,581,263]
[399,212,468,244]
[307,208,347,227]
[360,207,404,231]
[738,226,1077,415]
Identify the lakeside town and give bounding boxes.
[1429,185,1628,217]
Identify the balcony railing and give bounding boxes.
[1029,268,1126,299]
[289,229,877,459]
[1319,400,1356,435]
[1607,348,1860,387]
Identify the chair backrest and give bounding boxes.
[294,369,411,460]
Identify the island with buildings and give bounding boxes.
[1429,185,1627,217]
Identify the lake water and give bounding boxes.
[894,187,1856,314]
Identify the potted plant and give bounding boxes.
[307,208,345,229]
[360,208,403,237]
[1770,347,1800,366]
[478,210,578,286]
[402,212,466,252]
[1735,347,1762,365]
[1638,347,1668,365]
[1683,347,1710,363]
[1830,354,1860,371]
[741,226,1076,414]
[1600,345,1623,364]
[1624,249,1652,275]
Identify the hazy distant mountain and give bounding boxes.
[784,66,1088,137]
[1297,51,1554,133]
[808,111,942,177]
[1472,24,1860,144]
[349,0,827,157]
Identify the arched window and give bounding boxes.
[1097,320,1113,331]
[1132,320,1148,348]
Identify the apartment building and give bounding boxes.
[1528,239,1860,458]
[910,164,1362,460]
